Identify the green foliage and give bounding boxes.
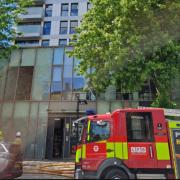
[69,0,180,107]
[151,91,177,108]
[0,0,33,58]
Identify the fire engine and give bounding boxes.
[74,108,180,179]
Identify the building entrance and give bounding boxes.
[53,119,64,158]
[45,114,78,160]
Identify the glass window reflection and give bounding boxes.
[51,67,62,100]
[61,4,69,16]
[53,48,64,65]
[71,3,78,16]
[63,66,72,91]
[73,73,85,91]
[32,48,52,100]
[60,21,68,34]
[73,58,85,91]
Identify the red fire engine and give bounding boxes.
[74,108,180,179]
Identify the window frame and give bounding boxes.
[59,39,67,46]
[70,20,78,34]
[70,3,78,16]
[43,21,51,35]
[42,40,50,47]
[61,3,69,16]
[59,21,68,34]
[45,4,53,17]
[126,112,154,142]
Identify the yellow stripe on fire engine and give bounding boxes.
[123,142,128,159]
[76,148,82,163]
[106,142,128,159]
[87,120,91,141]
[156,143,170,160]
[82,144,86,159]
[169,128,178,179]
[115,142,123,159]
[107,142,114,158]
[168,121,180,129]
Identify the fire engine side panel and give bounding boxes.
[153,110,171,168]
[123,110,157,168]
[120,109,171,169]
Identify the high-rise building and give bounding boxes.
[15,0,90,47]
[0,0,165,161]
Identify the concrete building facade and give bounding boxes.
[0,47,155,160]
[16,0,91,47]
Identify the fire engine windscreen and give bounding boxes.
[87,120,110,142]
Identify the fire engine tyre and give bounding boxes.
[104,168,128,179]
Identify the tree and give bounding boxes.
[69,0,180,108]
[0,0,32,58]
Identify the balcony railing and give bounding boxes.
[17,42,40,47]
[17,25,41,39]
[19,7,44,22]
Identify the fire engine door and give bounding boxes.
[125,112,156,168]
[169,121,180,179]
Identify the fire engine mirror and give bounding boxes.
[97,120,107,126]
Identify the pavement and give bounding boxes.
[17,173,70,179]
[22,161,75,179]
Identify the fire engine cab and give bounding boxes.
[74,108,180,179]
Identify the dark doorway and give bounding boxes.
[45,114,84,160]
[45,117,64,160]
[53,119,64,158]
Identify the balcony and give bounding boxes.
[16,41,40,47]
[16,25,41,39]
[19,7,44,22]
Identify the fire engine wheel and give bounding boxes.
[104,168,128,179]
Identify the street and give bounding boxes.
[16,173,71,179]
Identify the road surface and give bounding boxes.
[16,173,72,179]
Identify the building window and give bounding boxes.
[31,48,53,100]
[62,49,73,100]
[61,3,69,16]
[53,48,64,65]
[70,21,78,34]
[16,67,34,100]
[73,58,85,91]
[71,3,78,16]
[42,40,50,47]
[126,112,154,142]
[45,4,52,17]
[51,67,63,100]
[60,21,68,34]
[59,39,67,46]
[4,67,18,101]
[87,2,92,10]
[43,21,51,35]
